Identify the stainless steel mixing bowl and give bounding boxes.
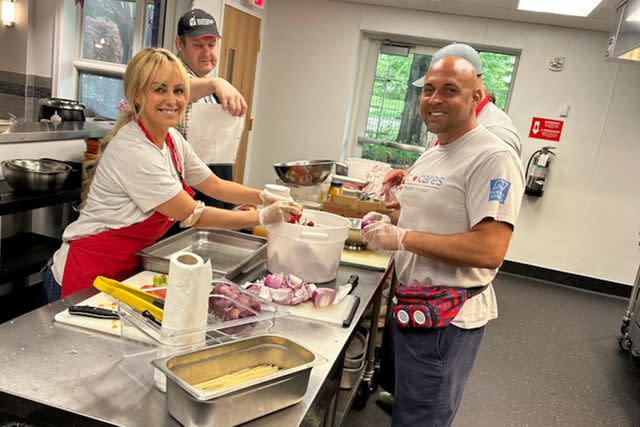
[273,160,334,186]
[1,159,71,192]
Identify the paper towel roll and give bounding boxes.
[163,251,212,340]
[154,251,212,391]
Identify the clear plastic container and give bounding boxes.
[118,279,289,390]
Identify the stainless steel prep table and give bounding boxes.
[0,263,389,426]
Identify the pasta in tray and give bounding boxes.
[194,364,280,390]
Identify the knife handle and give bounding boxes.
[347,274,359,290]
[343,296,360,327]
[69,305,119,319]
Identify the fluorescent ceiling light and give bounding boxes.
[627,7,640,22]
[517,0,603,17]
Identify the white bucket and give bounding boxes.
[267,210,349,283]
[345,158,390,180]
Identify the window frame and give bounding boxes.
[349,35,520,162]
[53,0,167,104]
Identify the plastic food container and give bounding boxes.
[119,279,288,347]
[266,210,349,283]
[152,335,317,426]
[117,279,289,390]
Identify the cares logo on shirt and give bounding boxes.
[489,179,511,204]
[410,173,445,188]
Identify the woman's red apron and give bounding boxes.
[61,122,195,297]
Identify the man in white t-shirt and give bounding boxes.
[362,55,524,426]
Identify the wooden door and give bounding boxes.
[218,5,261,183]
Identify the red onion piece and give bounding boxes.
[311,288,336,307]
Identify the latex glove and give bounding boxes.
[361,221,407,251]
[210,78,248,117]
[258,200,302,227]
[380,169,406,197]
[259,189,292,206]
[362,211,391,225]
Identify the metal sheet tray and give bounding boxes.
[152,335,316,426]
[139,229,266,279]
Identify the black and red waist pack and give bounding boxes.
[392,283,488,329]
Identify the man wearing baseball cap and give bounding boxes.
[376,42,522,414]
[174,8,248,211]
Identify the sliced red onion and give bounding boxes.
[287,274,304,290]
[264,273,286,289]
[257,286,272,302]
[244,284,262,295]
[270,288,293,305]
[311,288,336,307]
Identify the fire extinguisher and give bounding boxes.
[525,146,556,197]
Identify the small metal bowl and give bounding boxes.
[345,218,367,249]
[1,159,71,192]
[273,160,334,186]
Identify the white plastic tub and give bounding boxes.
[345,158,391,180]
[267,210,349,283]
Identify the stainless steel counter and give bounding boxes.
[0,121,112,144]
[0,263,387,426]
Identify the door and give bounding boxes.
[218,5,261,183]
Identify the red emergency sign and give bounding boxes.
[529,117,564,142]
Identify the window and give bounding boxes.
[359,43,518,168]
[74,0,164,119]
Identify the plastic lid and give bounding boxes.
[330,181,344,187]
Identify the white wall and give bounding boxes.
[0,0,28,74]
[247,0,640,285]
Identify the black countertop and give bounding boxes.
[0,179,80,216]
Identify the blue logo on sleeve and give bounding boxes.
[489,179,511,204]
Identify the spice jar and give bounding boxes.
[328,181,343,197]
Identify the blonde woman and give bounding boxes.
[43,48,299,301]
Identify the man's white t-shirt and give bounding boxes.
[478,102,522,158]
[51,121,211,283]
[395,125,524,329]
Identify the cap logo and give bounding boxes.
[189,17,196,26]
[196,18,214,26]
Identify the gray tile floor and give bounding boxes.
[343,272,640,427]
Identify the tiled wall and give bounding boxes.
[0,69,51,121]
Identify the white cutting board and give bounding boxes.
[54,292,121,336]
[283,294,359,326]
[54,271,161,336]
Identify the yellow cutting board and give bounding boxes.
[340,248,392,271]
[54,271,161,336]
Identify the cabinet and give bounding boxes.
[0,180,80,321]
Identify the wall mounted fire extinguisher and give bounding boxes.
[525,146,556,197]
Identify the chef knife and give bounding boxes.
[68,305,119,319]
[334,274,359,305]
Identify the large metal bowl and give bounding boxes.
[1,159,71,192]
[273,160,334,186]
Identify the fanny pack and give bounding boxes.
[392,283,488,329]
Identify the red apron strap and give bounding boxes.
[136,120,195,197]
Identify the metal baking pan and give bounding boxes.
[139,229,266,279]
[152,335,316,426]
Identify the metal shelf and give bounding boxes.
[0,232,61,283]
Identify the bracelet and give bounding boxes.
[179,201,206,228]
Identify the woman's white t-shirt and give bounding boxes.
[52,121,211,283]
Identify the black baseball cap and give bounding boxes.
[177,9,221,39]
